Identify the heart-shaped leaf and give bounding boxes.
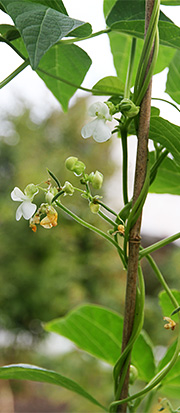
[92,76,125,96]
[0,0,92,69]
[37,43,92,111]
[149,117,180,166]
[45,304,156,382]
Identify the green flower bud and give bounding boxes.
[89,202,100,214]
[46,187,58,204]
[90,171,103,189]
[24,183,38,199]
[72,160,86,176]
[119,99,140,118]
[65,156,85,176]
[129,365,138,384]
[105,101,117,116]
[65,156,78,171]
[62,181,74,196]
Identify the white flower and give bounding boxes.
[81,102,112,143]
[11,186,38,221]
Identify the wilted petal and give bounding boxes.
[88,102,110,118]
[81,119,98,139]
[11,187,28,202]
[21,201,37,220]
[92,119,111,142]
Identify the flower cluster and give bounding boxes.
[81,99,139,143]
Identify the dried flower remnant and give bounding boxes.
[163,317,176,331]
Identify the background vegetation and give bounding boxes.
[1,98,180,411]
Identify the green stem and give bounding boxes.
[124,38,136,99]
[120,127,128,205]
[58,28,111,45]
[109,308,180,411]
[146,254,179,308]
[0,60,29,89]
[150,149,169,185]
[37,67,93,93]
[55,201,125,266]
[151,97,180,113]
[98,210,116,227]
[139,232,180,258]
[0,36,26,60]
[97,201,118,218]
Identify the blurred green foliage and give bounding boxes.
[0,98,126,336]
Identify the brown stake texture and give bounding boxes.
[118,0,155,411]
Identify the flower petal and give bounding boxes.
[81,119,98,139]
[88,102,110,118]
[21,201,37,220]
[92,119,111,142]
[15,204,23,221]
[11,187,28,202]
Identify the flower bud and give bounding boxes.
[65,156,78,171]
[90,171,103,189]
[45,187,58,204]
[62,181,74,196]
[24,183,38,199]
[129,365,138,384]
[65,156,86,176]
[72,160,86,176]
[119,99,139,118]
[89,202,100,214]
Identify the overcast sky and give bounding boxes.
[0,1,180,241]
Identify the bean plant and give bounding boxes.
[1,0,180,411]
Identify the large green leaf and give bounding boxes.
[24,0,68,14]
[166,50,180,104]
[0,364,107,411]
[149,152,180,195]
[159,290,180,322]
[0,0,92,69]
[149,117,180,166]
[37,43,92,111]
[106,0,180,51]
[45,304,156,382]
[12,38,91,111]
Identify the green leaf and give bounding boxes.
[92,76,125,96]
[157,341,180,399]
[0,364,107,411]
[37,43,92,111]
[24,0,68,14]
[45,304,156,382]
[105,32,175,87]
[166,50,180,104]
[159,290,180,323]
[0,0,92,69]
[149,117,180,166]
[0,24,20,41]
[149,152,180,195]
[106,0,180,51]
[103,0,117,19]
[161,0,180,4]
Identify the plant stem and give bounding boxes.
[55,201,125,266]
[118,0,157,410]
[120,127,128,205]
[97,201,118,218]
[151,97,180,113]
[98,210,116,227]
[58,28,111,44]
[0,60,29,89]
[139,232,180,258]
[124,38,136,99]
